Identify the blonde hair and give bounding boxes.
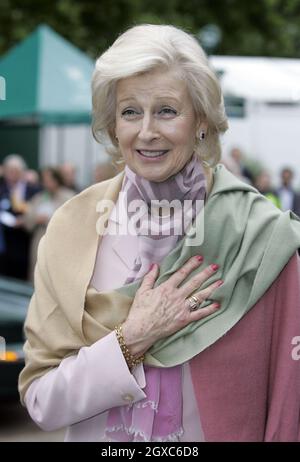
[92,24,228,168]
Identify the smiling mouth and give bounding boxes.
[136,149,169,158]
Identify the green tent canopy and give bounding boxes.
[0,24,94,124]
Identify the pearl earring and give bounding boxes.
[199,131,205,140]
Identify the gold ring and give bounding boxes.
[187,295,200,312]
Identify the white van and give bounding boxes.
[210,56,300,186]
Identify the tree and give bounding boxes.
[1,0,300,58]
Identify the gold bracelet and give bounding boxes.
[115,324,145,370]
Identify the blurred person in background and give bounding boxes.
[24,169,41,189]
[0,154,40,279]
[255,170,281,209]
[19,24,300,442]
[277,167,300,217]
[59,163,80,193]
[22,167,75,282]
[223,147,254,184]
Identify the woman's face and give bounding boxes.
[42,171,59,192]
[115,68,201,182]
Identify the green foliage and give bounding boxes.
[1,0,300,58]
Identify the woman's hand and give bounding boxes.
[122,256,223,357]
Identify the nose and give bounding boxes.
[137,113,160,142]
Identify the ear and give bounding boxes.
[197,120,208,135]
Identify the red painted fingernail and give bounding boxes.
[217,280,224,286]
[149,263,156,271]
[196,255,203,262]
[211,264,219,271]
[215,303,221,309]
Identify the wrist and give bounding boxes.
[115,324,145,370]
[121,322,150,358]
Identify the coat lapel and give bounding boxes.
[45,171,125,337]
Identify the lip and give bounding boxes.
[135,149,169,162]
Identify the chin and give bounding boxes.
[138,169,172,182]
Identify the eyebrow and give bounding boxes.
[117,96,180,106]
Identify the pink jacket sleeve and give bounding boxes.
[190,252,300,442]
[264,253,300,441]
[24,332,146,431]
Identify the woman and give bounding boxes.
[19,24,300,442]
[22,167,75,281]
[254,170,282,209]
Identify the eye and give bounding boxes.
[121,109,138,117]
[159,107,177,115]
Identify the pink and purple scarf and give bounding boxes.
[105,153,207,441]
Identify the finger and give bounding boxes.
[190,279,223,304]
[166,255,204,289]
[189,301,221,323]
[179,263,220,298]
[139,263,159,293]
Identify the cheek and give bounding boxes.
[165,120,195,146]
[117,122,136,145]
